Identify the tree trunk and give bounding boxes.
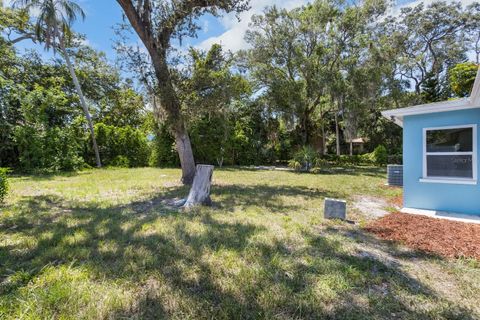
[335,112,340,156]
[183,164,214,208]
[60,41,102,168]
[116,0,197,184]
[301,110,308,145]
[147,45,196,185]
[155,70,195,185]
[321,122,327,155]
[349,141,353,156]
[174,124,196,185]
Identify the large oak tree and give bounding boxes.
[116,0,249,184]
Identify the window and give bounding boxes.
[422,125,477,184]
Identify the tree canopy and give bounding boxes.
[1,0,479,172]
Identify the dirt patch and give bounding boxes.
[390,195,403,208]
[352,196,390,218]
[365,212,480,260]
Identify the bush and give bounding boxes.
[358,145,388,166]
[149,125,179,167]
[0,168,9,204]
[43,128,85,171]
[338,155,363,165]
[314,158,330,168]
[111,156,130,168]
[387,154,403,165]
[314,154,363,167]
[288,159,302,171]
[292,146,318,171]
[360,153,374,165]
[14,126,85,172]
[93,123,150,167]
[372,145,388,165]
[289,145,390,170]
[311,167,323,174]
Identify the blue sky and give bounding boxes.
[7,0,475,67]
[9,0,229,62]
[71,1,227,58]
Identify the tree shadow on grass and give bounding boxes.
[212,183,342,212]
[0,192,266,318]
[9,170,88,182]
[299,225,476,319]
[0,190,477,319]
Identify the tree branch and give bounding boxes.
[116,0,153,49]
[8,33,37,44]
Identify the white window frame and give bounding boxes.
[420,124,477,185]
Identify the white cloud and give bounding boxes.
[79,38,90,46]
[197,0,309,52]
[389,0,477,16]
[202,19,210,34]
[199,0,478,52]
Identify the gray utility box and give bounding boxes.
[324,198,346,220]
[387,165,403,187]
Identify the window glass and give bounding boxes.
[426,128,473,152]
[426,155,473,178]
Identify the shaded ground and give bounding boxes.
[365,212,480,260]
[0,167,478,319]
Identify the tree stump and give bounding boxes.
[183,164,214,208]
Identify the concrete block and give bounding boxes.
[324,198,347,220]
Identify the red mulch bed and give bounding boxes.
[364,212,480,260]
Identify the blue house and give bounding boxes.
[382,69,480,219]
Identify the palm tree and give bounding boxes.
[12,0,102,167]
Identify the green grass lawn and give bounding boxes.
[0,167,479,319]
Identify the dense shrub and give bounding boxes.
[228,120,261,165]
[338,155,363,165]
[190,115,229,165]
[149,125,179,167]
[0,168,9,204]
[14,126,85,172]
[93,123,150,167]
[314,158,330,168]
[322,154,363,165]
[288,144,395,173]
[387,154,403,165]
[13,126,43,170]
[359,145,388,166]
[189,114,276,166]
[372,145,388,165]
[111,155,130,168]
[288,160,302,171]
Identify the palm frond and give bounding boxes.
[10,0,86,52]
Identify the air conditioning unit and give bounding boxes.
[387,165,403,187]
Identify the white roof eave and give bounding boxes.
[381,99,473,127]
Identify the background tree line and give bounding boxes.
[1,0,479,173]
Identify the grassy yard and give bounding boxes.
[0,167,479,319]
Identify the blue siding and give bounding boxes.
[403,108,480,216]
